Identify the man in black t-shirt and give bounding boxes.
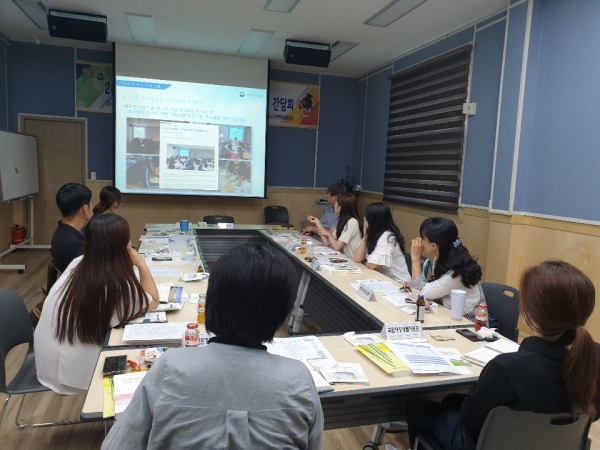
[51,183,93,273]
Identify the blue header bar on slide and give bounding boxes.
[116,80,172,90]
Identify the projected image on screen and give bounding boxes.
[114,73,267,197]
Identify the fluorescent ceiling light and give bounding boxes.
[263,0,300,13]
[330,41,359,62]
[12,0,48,30]
[126,13,156,43]
[364,0,427,27]
[238,29,274,54]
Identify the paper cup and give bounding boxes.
[180,220,189,232]
[450,289,466,320]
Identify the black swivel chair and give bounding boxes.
[0,289,79,429]
[203,215,235,225]
[264,206,290,225]
[481,282,520,343]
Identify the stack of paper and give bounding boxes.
[320,262,362,274]
[122,322,189,344]
[463,339,519,367]
[149,266,183,278]
[112,372,147,416]
[387,341,469,375]
[355,342,410,377]
[320,363,369,385]
[266,336,337,369]
[301,360,334,394]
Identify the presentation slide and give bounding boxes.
[114,76,267,197]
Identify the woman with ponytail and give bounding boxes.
[406,217,483,315]
[405,260,600,450]
[93,186,122,215]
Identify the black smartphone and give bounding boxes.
[456,328,483,342]
[152,256,173,261]
[102,355,127,377]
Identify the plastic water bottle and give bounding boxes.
[474,302,489,331]
[184,323,200,347]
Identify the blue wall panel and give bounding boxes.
[78,111,114,180]
[461,20,506,207]
[316,75,357,188]
[392,27,474,73]
[491,1,528,211]
[8,42,75,131]
[266,126,316,187]
[515,0,600,221]
[476,12,507,29]
[361,68,391,192]
[352,80,366,186]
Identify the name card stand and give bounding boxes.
[357,282,374,302]
[311,259,320,271]
[382,322,423,340]
[217,223,234,229]
[286,242,300,252]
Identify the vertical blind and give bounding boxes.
[383,46,472,213]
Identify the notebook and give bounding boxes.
[463,339,520,367]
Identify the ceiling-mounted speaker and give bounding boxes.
[284,40,331,68]
[47,9,108,43]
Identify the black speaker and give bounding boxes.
[284,40,331,68]
[47,10,108,43]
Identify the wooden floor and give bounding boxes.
[0,250,598,450]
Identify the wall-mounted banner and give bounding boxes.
[75,62,114,112]
[268,81,320,128]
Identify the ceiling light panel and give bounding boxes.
[237,29,274,54]
[12,0,48,30]
[364,0,427,27]
[330,41,359,62]
[126,13,156,43]
[263,0,300,13]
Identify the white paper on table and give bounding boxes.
[122,322,189,342]
[139,237,170,244]
[156,282,174,302]
[387,341,460,375]
[113,372,147,415]
[342,332,383,346]
[383,294,410,308]
[319,363,369,384]
[436,348,473,375]
[150,267,183,277]
[300,360,333,393]
[266,336,337,369]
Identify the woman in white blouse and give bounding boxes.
[353,202,410,283]
[35,214,159,395]
[308,192,363,259]
[406,217,484,315]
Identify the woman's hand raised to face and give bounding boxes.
[127,242,145,268]
[411,237,425,260]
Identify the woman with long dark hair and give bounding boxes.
[35,214,159,395]
[308,192,363,259]
[407,217,483,314]
[353,202,410,282]
[405,260,600,450]
[93,186,122,215]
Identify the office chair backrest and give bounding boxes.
[481,282,520,343]
[203,215,235,225]
[264,206,289,225]
[476,406,591,450]
[0,289,34,391]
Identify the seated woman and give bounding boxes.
[35,214,159,395]
[232,162,251,194]
[353,202,410,283]
[93,186,122,215]
[406,260,600,450]
[407,217,483,315]
[308,192,363,259]
[102,244,324,449]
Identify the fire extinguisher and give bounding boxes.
[11,225,26,248]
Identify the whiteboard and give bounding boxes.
[0,130,40,201]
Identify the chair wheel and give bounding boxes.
[363,444,379,450]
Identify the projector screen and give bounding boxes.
[114,43,269,198]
